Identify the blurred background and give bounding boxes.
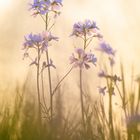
[0,0,140,98]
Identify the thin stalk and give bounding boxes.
[136,81,140,114]
[106,76,115,140]
[79,33,87,133]
[80,68,86,130]
[37,46,42,126]
[108,89,115,140]
[52,66,73,96]
[83,34,87,50]
[41,70,48,112]
[115,83,123,101]
[45,13,53,121]
[39,14,46,23]
[120,63,127,118]
[46,51,53,120]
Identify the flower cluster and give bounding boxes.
[98,86,106,96]
[71,20,102,38]
[30,0,63,17]
[69,48,97,69]
[23,31,58,52]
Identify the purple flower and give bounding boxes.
[42,31,59,42]
[98,86,106,95]
[29,0,63,17]
[71,20,99,37]
[23,33,43,49]
[30,0,50,16]
[69,48,97,69]
[96,41,116,56]
[41,31,58,52]
[23,32,58,52]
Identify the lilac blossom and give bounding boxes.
[23,31,58,52]
[71,20,100,38]
[98,86,106,95]
[42,31,58,42]
[69,48,97,69]
[29,0,63,17]
[30,0,50,16]
[96,41,116,56]
[50,0,63,12]
[41,31,58,52]
[23,33,43,49]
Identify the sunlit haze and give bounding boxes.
[0,0,140,92]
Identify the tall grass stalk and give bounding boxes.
[120,63,127,118]
[106,77,115,140]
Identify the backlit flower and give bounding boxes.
[71,20,99,37]
[23,31,58,52]
[29,0,63,17]
[30,0,50,16]
[69,48,97,69]
[23,33,43,49]
[98,86,106,95]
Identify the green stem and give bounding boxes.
[45,13,53,121]
[106,75,115,140]
[52,66,73,96]
[37,46,42,127]
[41,70,48,112]
[80,68,85,130]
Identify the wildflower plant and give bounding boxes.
[23,0,76,133]
[69,20,103,134]
[23,0,64,130]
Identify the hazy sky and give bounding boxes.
[0,0,140,92]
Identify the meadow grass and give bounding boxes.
[0,65,139,140]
